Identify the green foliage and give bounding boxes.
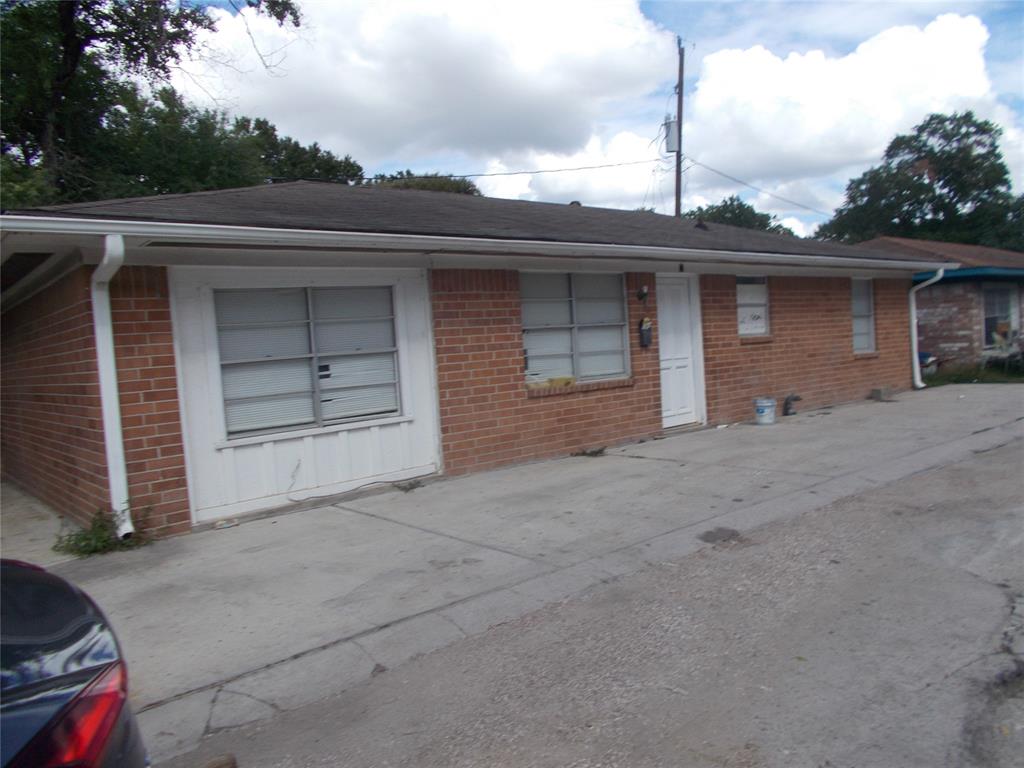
[924,365,1024,386]
[817,111,1020,250]
[0,154,52,207]
[370,169,481,195]
[233,117,363,184]
[0,0,300,198]
[1,83,365,206]
[684,195,795,236]
[53,509,149,557]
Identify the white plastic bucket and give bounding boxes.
[754,397,776,425]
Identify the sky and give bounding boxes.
[177,0,1024,237]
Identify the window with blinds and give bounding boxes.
[214,287,399,436]
[851,279,875,353]
[520,273,628,382]
[736,276,769,336]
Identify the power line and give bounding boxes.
[683,156,831,217]
[360,152,830,219]
[370,158,663,183]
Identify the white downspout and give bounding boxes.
[91,234,134,538]
[910,268,945,390]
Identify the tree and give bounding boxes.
[94,87,266,199]
[816,111,1020,250]
[370,170,481,195]
[0,0,300,195]
[233,117,363,184]
[684,195,795,236]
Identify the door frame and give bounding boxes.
[656,273,708,428]
[168,265,441,524]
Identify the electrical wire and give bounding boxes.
[364,158,664,183]
[682,156,830,217]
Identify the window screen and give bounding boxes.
[215,287,399,436]
[736,277,769,336]
[851,279,875,353]
[521,273,628,382]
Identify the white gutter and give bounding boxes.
[91,234,134,538]
[0,215,957,273]
[910,268,946,389]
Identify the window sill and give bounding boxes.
[526,378,635,398]
[853,351,879,359]
[739,335,773,345]
[215,414,413,449]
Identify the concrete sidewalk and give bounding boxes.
[50,384,1023,763]
[0,482,78,568]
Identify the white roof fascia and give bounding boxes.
[0,215,960,273]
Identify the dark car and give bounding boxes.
[0,559,148,768]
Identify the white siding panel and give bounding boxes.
[233,443,269,501]
[170,267,440,523]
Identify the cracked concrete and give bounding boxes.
[42,384,1023,764]
[158,421,1023,768]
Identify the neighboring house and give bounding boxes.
[862,237,1024,367]
[1,183,953,538]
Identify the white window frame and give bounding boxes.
[214,286,403,438]
[982,282,1021,348]
[851,278,876,353]
[736,276,770,337]
[520,272,630,383]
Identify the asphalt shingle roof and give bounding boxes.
[12,181,946,264]
[861,237,1024,269]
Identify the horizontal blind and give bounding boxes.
[521,273,627,382]
[215,286,400,436]
[851,279,874,352]
[736,277,769,336]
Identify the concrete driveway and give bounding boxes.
[49,384,1023,762]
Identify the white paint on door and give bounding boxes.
[169,266,440,523]
[657,274,704,428]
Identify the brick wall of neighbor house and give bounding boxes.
[915,282,985,366]
[431,269,662,474]
[109,267,190,536]
[700,275,912,425]
[1,265,190,537]
[2,268,109,526]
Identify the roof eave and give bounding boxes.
[0,214,957,273]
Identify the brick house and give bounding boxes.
[862,238,1024,367]
[2,183,954,538]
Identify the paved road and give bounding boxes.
[161,438,1023,768]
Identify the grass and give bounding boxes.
[924,364,1024,387]
[53,509,149,557]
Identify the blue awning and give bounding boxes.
[913,266,1024,282]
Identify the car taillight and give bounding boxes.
[11,661,128,768]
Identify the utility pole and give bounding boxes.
[674,36,684,218]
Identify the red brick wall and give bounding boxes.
[110,267,190,536]
[700,275,912,424]
[431,269,662,473]
[915,281,1024,367]
[2,268,108,523]
[1,265,189,537]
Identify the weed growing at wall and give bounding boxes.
[53,510,149,557]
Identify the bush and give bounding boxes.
[924,364,1024,386]
[53,510,149,557]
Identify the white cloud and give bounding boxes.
[685,14,1023,190]
[172,4,1023,227]
[477,132,673,210]
[779,217,813,238]
[175,0,675,165]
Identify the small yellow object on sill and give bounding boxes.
[527,376,576,389]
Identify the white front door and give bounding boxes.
[657,274,704,428]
